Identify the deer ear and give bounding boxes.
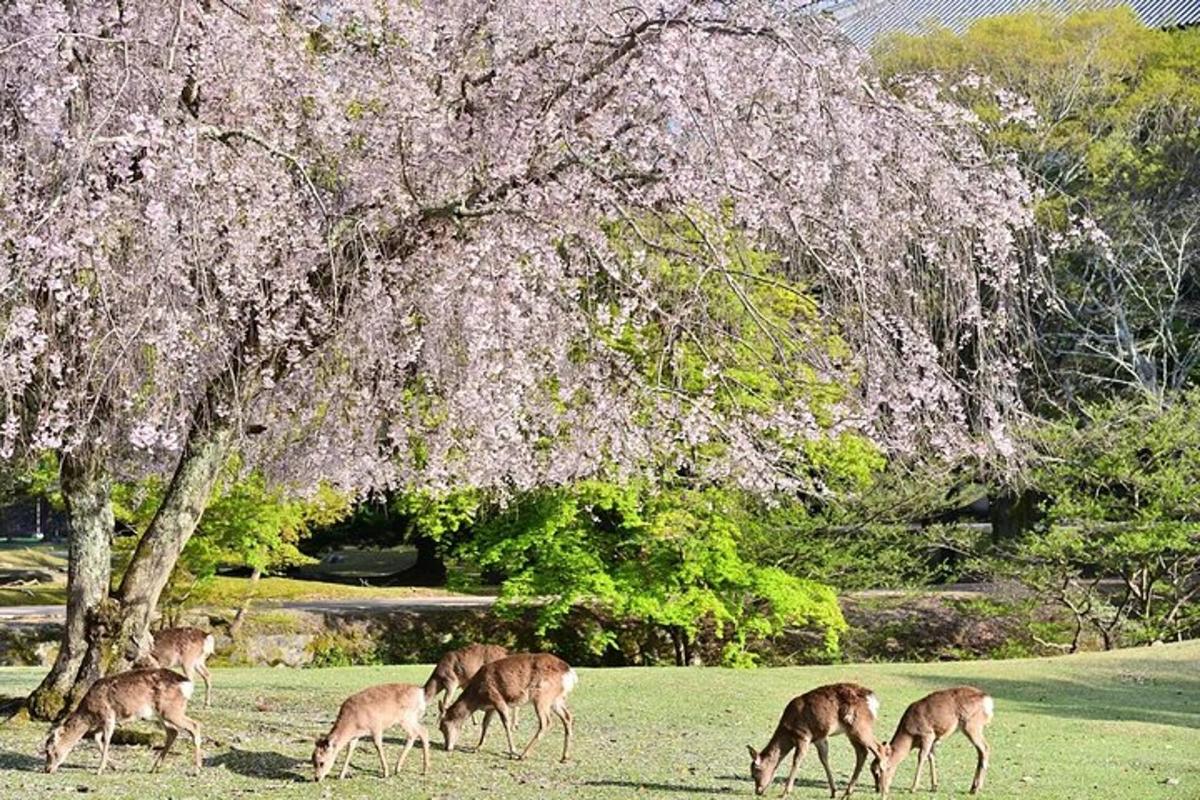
[747,745,758,761]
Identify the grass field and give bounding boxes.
[0,642,1196,799]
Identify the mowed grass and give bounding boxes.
[0,642,1197,800]
[0,575,468,608]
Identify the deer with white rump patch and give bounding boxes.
[439,652,576,762]
[311,682,430,782]
[42,668,202,775]
[146,627,216,708]
[747,682,882,798]
[871,686,994,796]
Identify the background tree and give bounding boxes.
[997,394,1200,650]
[2,0,1036,716]
[876,8,1200,405]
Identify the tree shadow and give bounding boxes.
[0,749,44,771]
[893,668,1200,730]
[582,779,735,794]
[206,747,308,781]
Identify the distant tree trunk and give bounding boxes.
[228,565,262,639]
[27,456,113,720]
[989,489,1040,543]
[670,626,687,667]
[399,533,447,586]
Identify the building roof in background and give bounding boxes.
[804,0,1200,47]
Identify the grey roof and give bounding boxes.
[804,0,1200,47]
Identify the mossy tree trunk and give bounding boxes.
[91,420,235,675]
[27,456,113,721]
[65,376,239,699]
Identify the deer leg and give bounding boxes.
[96,718,117,775]
[552,698,573,763]
[420,725,431,775]
[842,740,868,798]
[963,726,989,794]
[196,663,213,709]
[911,739,932,793]
[372,730,389,778]
[517,703,550,761]
[815,738,837,799]
[476,709,495,751]
[928,745,938,791]
[782,739,809,796]
[495,703,518,759]
[339,738,359,779]
[90,731,122,769]
[152,725,180,773]
[160,707,202,775]
[395,723,416,774]
[440,678,457,718]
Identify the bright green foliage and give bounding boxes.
[105,465,351,599]
[461,481,846,666]
[180,471,350,581]
[1009,392,1200,647]
[875,8,1199,204]
[594,215,861,482]
[391,489,481,541]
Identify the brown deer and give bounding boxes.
[311,682,430,782]
[870,686,994,796]
[747,683,882,798]
[42,668,202,775]
[424,642,510,715]
[439,653,576,763]
[147,627,215,708]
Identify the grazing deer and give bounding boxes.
[312,682,430,782]
[42,668,202,775]
[147,627,215,708]
[439,653,576,763]
[747,683,882,798]
[871,686,994,796]
[424,643,510,715]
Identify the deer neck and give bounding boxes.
[888,731,915,766]
[761,724,796,771]
[59,713,93,751]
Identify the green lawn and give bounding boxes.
[0,642,1196,799]
[0,575,469,608]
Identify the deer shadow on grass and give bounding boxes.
[0,749,44,771]
[207,747,309,781]
[715,773,848,791]
[583,779,736,794]
[893,670,1200,730]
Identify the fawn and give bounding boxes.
[439,652,577,763]
[424,642,510,715]
[146,627,215,708]
[871,686,994,796]
[312,682,430,782]
[42,668,202,775]
[748,682,882,798]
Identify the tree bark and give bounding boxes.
[27,456,113,720]
[72,413,235,684]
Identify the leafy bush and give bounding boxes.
[1000,393,1200,648]
[458,481,847,666]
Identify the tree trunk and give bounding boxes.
[228,565,262,639]
[27,457,114,720]
[73,416,234,683]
